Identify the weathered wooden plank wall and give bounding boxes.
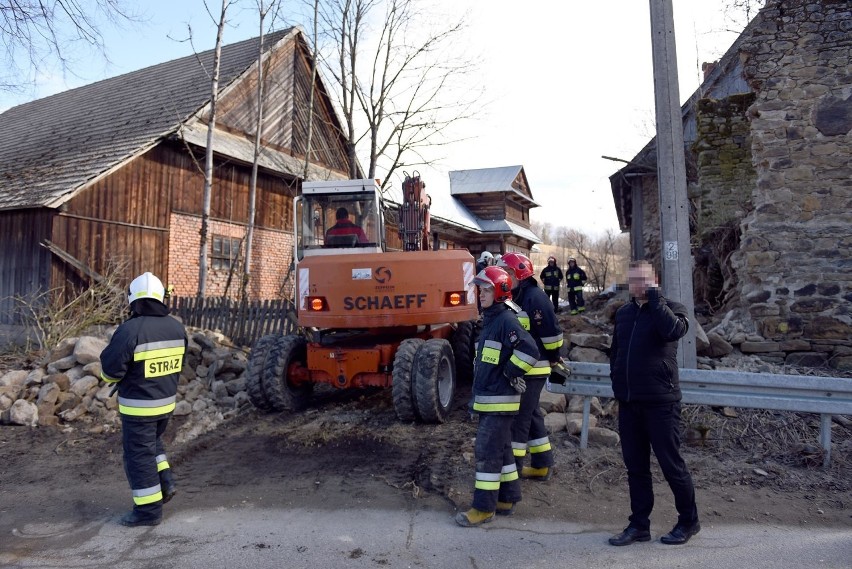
[0,210,54,324]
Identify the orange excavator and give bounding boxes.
[245,174,479,423]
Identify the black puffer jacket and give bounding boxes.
[609,288,689,403]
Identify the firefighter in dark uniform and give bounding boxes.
[539,256,563,312]
[499,253,564,481]
[100,272,187,527]
[566,257,588,315]
[455,266,539,527]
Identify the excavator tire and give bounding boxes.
[392,338,425,422]
[412,339,455,424]
[264,334,312,412]
[245,334,277,410]
[450,320,478,384]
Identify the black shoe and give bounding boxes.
[660,522,701,545]
[608,526,651,546]
[119,510,161,527]
[162,486,176,504]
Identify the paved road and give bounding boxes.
[3,504,850,569]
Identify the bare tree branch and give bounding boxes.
[1,0,139,92]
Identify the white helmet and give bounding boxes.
[128,272,166,305]
[478,251,493,263]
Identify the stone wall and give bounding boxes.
[732,0,852,368]
[693,94,757,238]
[691,94,757,312]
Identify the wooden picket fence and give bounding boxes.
[169,296,298,347]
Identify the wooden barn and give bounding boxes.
[0,28,353,324]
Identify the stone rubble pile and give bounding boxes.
[1,299,845,449]
[0,327,252,445]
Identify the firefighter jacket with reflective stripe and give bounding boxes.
[609,288,689,404]
[473,303,540,414]
[100,303,187,418]
[539,265,563,292]
[512,278,564,375]
[566,265,587,291]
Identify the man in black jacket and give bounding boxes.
[608,260,700,547]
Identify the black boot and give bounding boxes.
[160,469,177,504]
[119,509,161,527]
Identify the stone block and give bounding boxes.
[740,341,781,353]
[568,346,610,364]
[568,333,611,350]
[779,339,812,351]
[543,411,567,434]
[539,389,566,413]
[587,427,620,447]
[830,356,852,371]
[785,352,828,367]
[73,336,108,365]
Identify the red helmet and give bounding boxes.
[499,252,534,281]
[473,266,513,302]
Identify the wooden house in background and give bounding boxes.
[0,28,352,324]
[383,165,541,256]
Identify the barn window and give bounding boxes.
[211,235,241,270]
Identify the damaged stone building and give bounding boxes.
[609,0,851,370]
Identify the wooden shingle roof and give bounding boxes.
[0,28,295,211]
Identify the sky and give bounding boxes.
[0,1,752,237]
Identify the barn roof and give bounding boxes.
[0,28,297,211]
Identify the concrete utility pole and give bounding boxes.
[648,0,697,368]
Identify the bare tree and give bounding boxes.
[0,0,137,92]
[301,0,321,179]
[197,0,235,297]
[721,0,767,30]
[313,0,479,186]
[557,227,629,293]
[243,0,281,301]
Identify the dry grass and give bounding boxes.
[7,261,128,361]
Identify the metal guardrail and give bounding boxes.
[546,362,852,467]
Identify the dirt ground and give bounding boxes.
[2,377,851,542]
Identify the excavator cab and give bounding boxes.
[295,179,384,260]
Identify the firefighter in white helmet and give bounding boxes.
[455,266,539,527]
[100,272,187,527]
[476,251,494,273]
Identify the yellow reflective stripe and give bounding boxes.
[481,346,500,365]
[517,315,530,331]
[132,484,163,505]
[118,396,177,417]
[510,353,534,372]
[512,447,526,457]
[100,372,120,383]
[475,471,501,491]
[475,479,501,491]
[501,470,519,483]
[525,360,550,375]
[473,401,520,413]
[120,402,176,416]
[573,286,584,291]
[541,334,563,348]
[134,346,185,362]
[528,437,552,454]
[156,454,170,472]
